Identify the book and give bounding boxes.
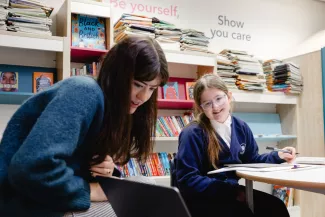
[163,82,179,99]
[207,163,311,175]
[185,82,195,100]
[272,185,294,207]
[33,72,53,93]
[71,14,107,50]
[0,71,18,92]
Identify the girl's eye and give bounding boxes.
[150,87,157,91]
[134,82,143,88]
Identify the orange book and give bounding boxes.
[33,72,54,93]
[185,82,195,100]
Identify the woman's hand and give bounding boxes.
[278,147,296,163]
[90,155,115,177]
[90,182,107,202]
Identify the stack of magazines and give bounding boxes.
[6,0,53,36]
[271,63,303,94]
[0,0,8,30]
[0,0,9,7]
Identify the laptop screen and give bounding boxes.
[96,176,191,217]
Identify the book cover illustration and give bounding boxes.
[272,185,293,207]
[71,14,106,50]
[0,71,18,92]
[33,72,53,93]
[185,82,195,100]
[163,82,179,99]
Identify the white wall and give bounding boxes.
[0,105,19,136]
[108,0,325,59]
[32,0,325,60]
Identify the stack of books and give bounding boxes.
[114,13,213,54]
[0,0,8,30]
[263,59,284,91]
[216,54,237,90]
[271,63,303,94]
[114,14,179,44]
[154,22,181,50]
[114,14,155,42]
[0,0,9,7]
[6,0,53,36]
[180,29,212,53]
[220,49,266,91]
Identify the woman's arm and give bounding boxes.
[8,78,104,211]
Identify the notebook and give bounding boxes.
[96,176,192,217]
[224,163,293,168]
[207,166,294,174]
[207,163,311,175]
[295,157,325,165]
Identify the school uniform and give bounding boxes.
[175,115,290,217]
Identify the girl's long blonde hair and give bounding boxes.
[193,74,230,169]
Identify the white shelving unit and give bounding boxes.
[232,89,298,104]
[163,49,217,67]
[70,0,110,18]
[0,30,66,52]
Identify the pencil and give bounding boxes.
[266,146,300,155]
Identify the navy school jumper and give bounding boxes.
[175,116,285,203]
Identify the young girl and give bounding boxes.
[0,36,169,216]
[175,74,295,217]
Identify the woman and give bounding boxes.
[0,35,169,216]
[175,74,294,217]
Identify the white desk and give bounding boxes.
[236,166,325,212]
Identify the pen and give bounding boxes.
[266,146,299,155]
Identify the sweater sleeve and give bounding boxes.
[8,79,103,211]
[242,123,285,164]
[176,125,238,199]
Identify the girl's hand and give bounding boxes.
[278,147,296,163]
[90,182,107,202]
[90,155,115,177]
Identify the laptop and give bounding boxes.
[96,176,192,217]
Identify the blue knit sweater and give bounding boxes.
[0,76,105,216]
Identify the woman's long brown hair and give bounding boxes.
[91,36,169,165]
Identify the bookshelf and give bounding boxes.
[163,49,217,67]
[0,26,68,105]
[0,92,33,105]
[56,0,111,78]
[70,0,111,18]
[0,30,66,52]
[70,47,108,62]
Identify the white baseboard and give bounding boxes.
[288,206,300,217]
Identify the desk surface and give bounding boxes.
[236,166,325,194]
